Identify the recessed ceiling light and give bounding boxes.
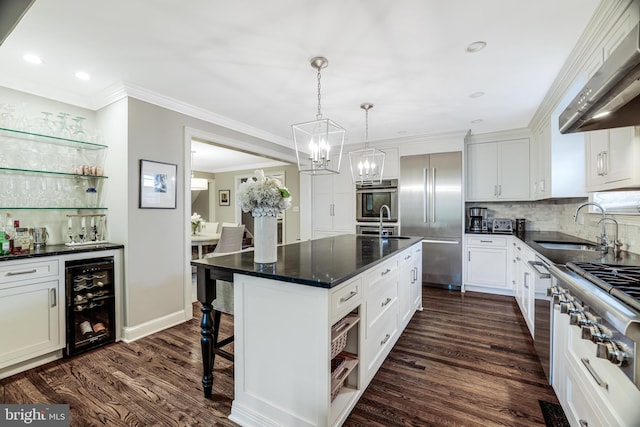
[469,91,485,98]
[466,41,487,53]
[471,119,483,123]
[23,53,43,64]
[75,71,91,81]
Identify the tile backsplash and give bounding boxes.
[467,198,640,255]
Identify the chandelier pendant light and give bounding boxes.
[190,150,208,191]
[349,103,385,185]
[292,56,345,175]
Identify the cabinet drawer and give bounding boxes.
[365,257,398,291]
[366,281,398,330]
[0,259,59,286]
[330,277,362,321]
[467,236,507,247]
[364,303,398,376]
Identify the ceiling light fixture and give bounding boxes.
[23,53,42,64]
[75,71,90,81]
[190,151,208,191]
[349,103,385,185]
[469,91,485,98]
[466,41,487,53]
[292,56,345,175]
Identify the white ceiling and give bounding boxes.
[191,140,289,174]
[0,0,600,168]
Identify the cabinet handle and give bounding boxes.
[340,290,358,303]
[479,240,493,243]
[581,358,608,390]
[498,184,502,196]
[404,254,411,260]
[601,151,608,176]
[468,251,471,262]
[380,268,391,276]
[494,185,498,196]
[579,420,589,427]
[381,297,392,307]
[380,333,391,345]
[6,268,38,276]
[51,288,57,307]
[523,272,529,289]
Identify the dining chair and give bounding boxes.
[203,225,245,364]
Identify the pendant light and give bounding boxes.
[292,56,345,175]
[349,103,385,185]
[190,151,208,191]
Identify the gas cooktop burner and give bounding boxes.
[567,261,640,312]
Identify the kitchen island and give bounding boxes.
[191,234,422,427]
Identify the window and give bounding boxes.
[592,191,640,214]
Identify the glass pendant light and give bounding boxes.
[292,56,345,175]
[349,103,385,185]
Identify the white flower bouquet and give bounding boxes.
[191,212,203,234]
[237,170,292,217]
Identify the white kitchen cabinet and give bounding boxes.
[362,256,399,385]
[531,113,586,200]
[464,235,509,293]
[585,127,640,191]
[398,244,422,330]
[313,154,355,238]
[0,258,63,372]
[466,138,530,201]
[512,241,535,336]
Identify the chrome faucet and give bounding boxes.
[573,201,608,254]
[598,216,622,256]
[379,204,391,237]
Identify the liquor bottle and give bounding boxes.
[4,213,14,254]
[0,226,9,255]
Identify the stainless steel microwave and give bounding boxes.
[355,179,398,222]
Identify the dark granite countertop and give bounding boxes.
[514,231,640,266]
[191,234,422,289]
[0,243,124,261]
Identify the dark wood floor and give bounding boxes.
[0,288,558,426]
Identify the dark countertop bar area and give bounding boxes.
[0,243,125,261]
[191,234,422,289]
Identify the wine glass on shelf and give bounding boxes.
[72,116,87,141]
[40,112,55,135]
[55,113,71,138]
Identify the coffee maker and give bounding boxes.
[468,207,487,232]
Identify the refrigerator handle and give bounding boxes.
[431,167,436,224]
[423,167,428,223]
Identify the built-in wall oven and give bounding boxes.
[355,179,398,223]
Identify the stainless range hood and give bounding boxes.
[560,22,640,134]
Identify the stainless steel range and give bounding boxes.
[549,261,640,425]
[551,262,640,388]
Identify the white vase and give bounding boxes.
[253,214,278,263]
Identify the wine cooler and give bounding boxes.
[65,257,115,356]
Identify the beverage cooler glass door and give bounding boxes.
[65,257,115,356]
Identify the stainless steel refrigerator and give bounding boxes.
[400,152,462,288]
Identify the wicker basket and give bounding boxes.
[331,329,348,359]
[330,314,358,359]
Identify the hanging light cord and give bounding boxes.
[316,67,322,120]
[364,106,369,146]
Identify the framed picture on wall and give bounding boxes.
[139,159,177,209]
[219,189,230,206]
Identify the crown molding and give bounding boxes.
[465,127,531,144]
[91,81,293,149]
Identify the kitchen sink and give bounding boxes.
[534,241,598,251]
